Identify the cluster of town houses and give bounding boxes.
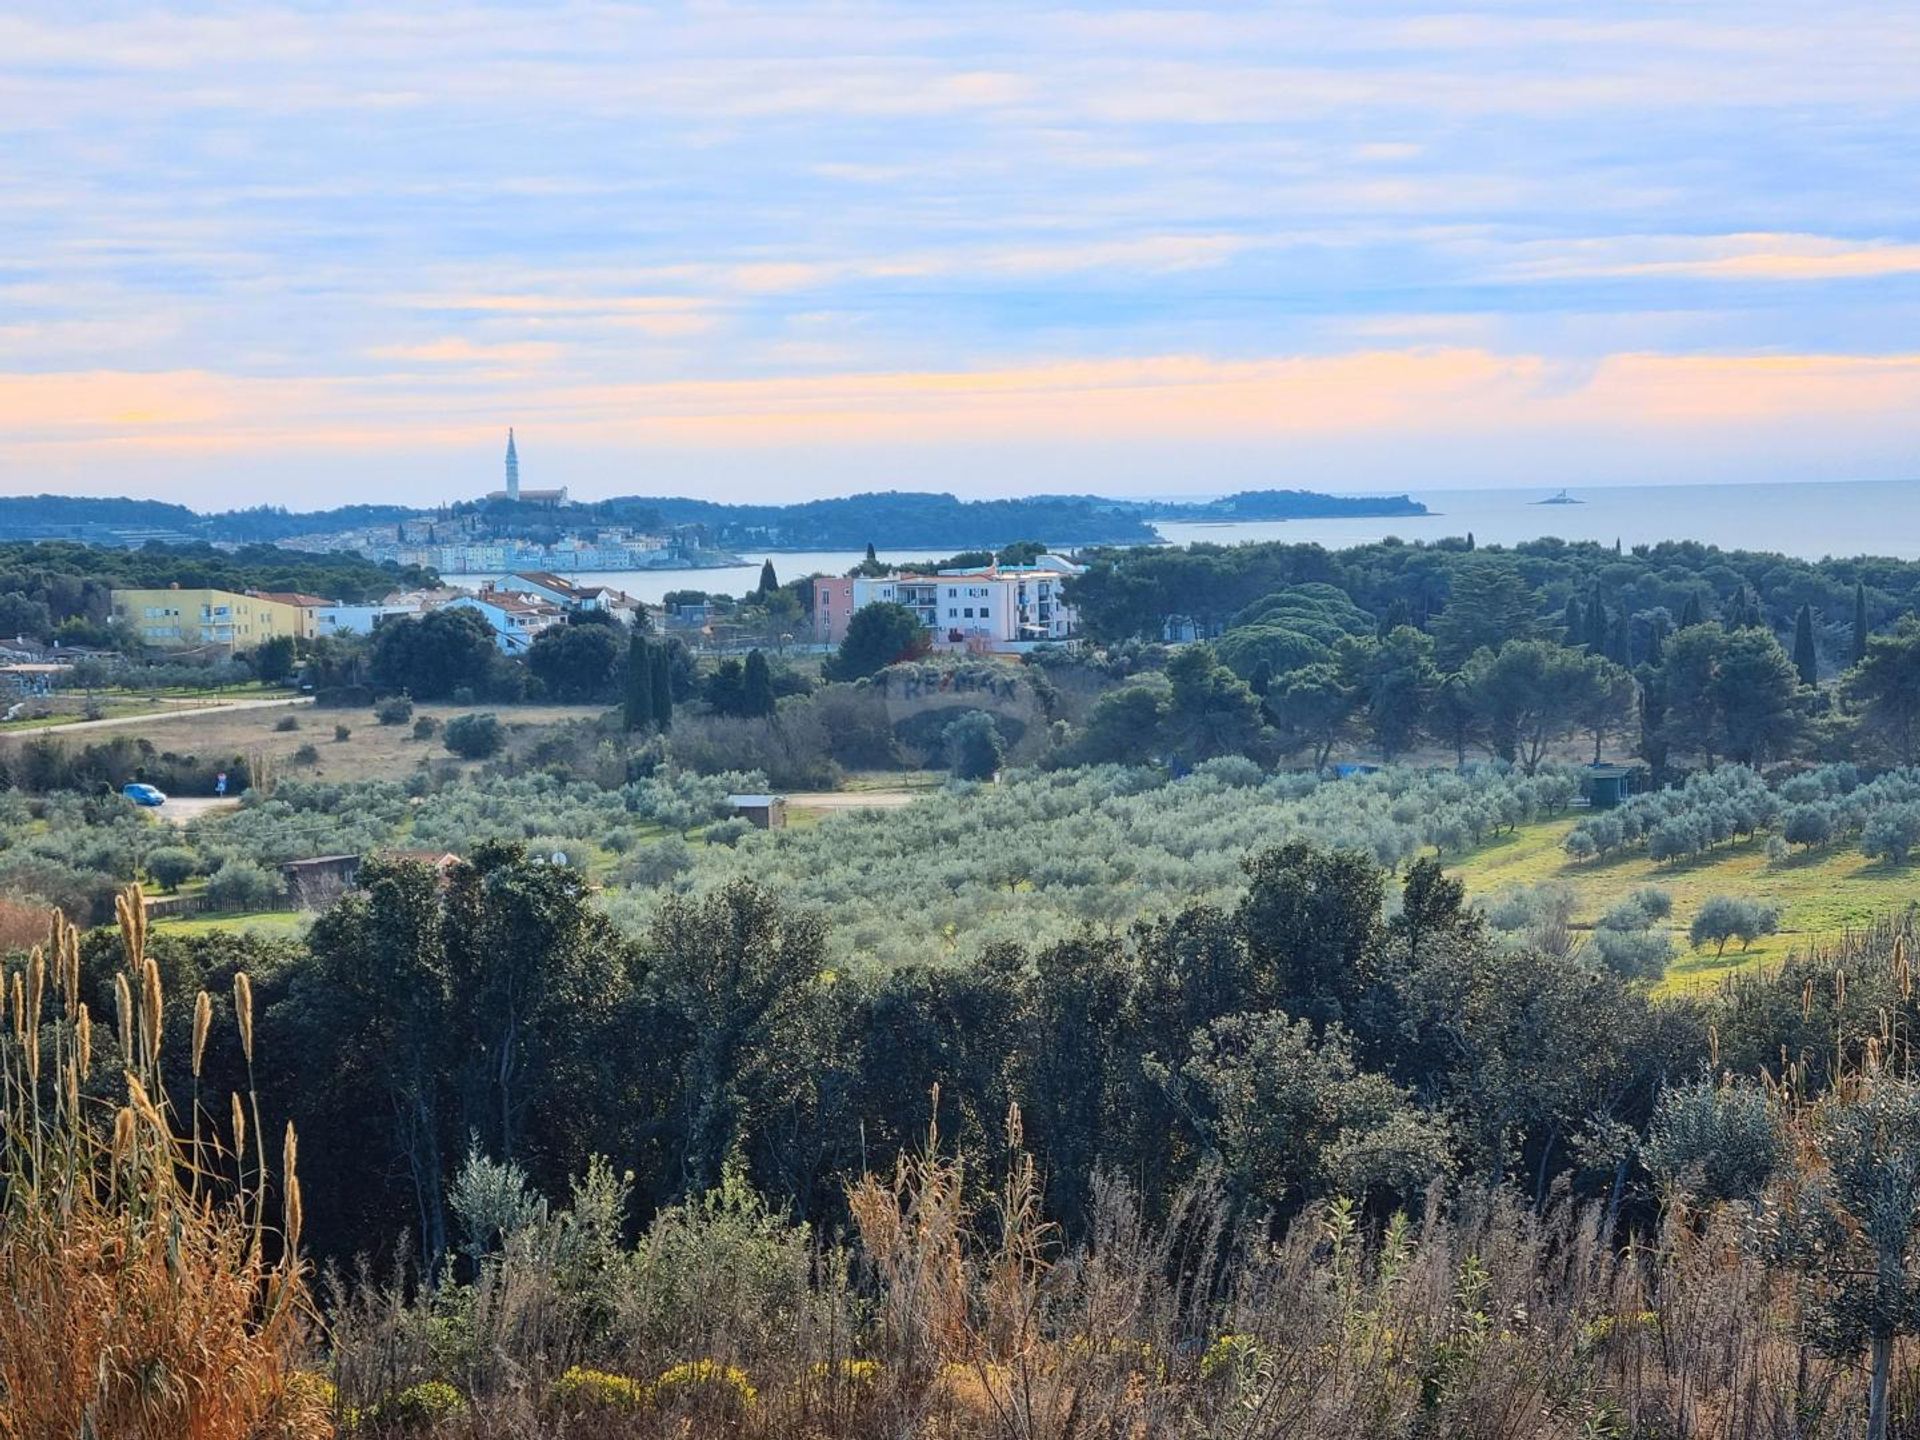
[107,573,641,656]
[104,552,1084,660]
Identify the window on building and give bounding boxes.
[980,606,990,618]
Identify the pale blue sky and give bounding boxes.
[3,1,1919,506]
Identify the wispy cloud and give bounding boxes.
[367,339,564,366]
[1505,234,1920,283]
[2,2,1918,502]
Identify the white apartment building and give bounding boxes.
[847,555,1080,652]
[491,572,644,626]
[441,590,568,654]
[313,601,421,637]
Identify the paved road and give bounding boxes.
[0,694,312,738]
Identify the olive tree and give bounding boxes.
[1643,1080,1781,1205]
[1769,1079,1920,1440]
[1689,895,1781,958]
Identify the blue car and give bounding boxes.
[121,782,167,807]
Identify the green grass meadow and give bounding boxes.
[1450,815,1920,992]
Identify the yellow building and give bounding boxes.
[110,587,309,651]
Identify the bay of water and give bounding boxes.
[450,478,1920,605]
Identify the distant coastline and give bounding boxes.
[0,487,1428,555]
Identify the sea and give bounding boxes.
[449,477,1920,606]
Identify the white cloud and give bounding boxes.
[2,2,1918,502]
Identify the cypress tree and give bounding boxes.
[1854,580,1869,663]
[1584,589,1608,652]
[1639,667,1670,781]
[742,648,776,717]
[649,642,674,731]
[1562,595,1584,646]
[1680,592,1704,629]
[1609,609,1633,668]
[1644,613,1667,668]
[1465,532,1475,551]
[865,542,877,564]
[624,632,653,731]
[757,559,779,596]
[1793,603,1818,687]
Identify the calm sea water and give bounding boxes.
[451,478,1920,605]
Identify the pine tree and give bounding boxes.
[649,642,674,731]
[623,632,653,731]
[1793,604,1819,687]
[757,559,779,597]
[1855,580,1870,664]
[742,648,776,717]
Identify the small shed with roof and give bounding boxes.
[726,793,788,829]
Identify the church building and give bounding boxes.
[485,429,568,507]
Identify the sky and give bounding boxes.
[3,1,1920,509]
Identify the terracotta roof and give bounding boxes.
[487,592,564,615]
[252,591,335,608]
[382,848,463,868]
[511,571,577,593]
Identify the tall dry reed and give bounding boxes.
[0,887,324,1439]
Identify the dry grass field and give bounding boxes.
[0,699,610,786]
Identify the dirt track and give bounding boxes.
[786,790,922,810]
[3,695,312,737]
[157,797,243,827]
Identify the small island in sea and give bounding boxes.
[1137,488,1429,524]
[1535,488,1584,505]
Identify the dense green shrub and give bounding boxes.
[143,845,199,892]
[944,711,1005,781]
[443,713,505,759]
[370,1380,468,1431]
[204,860,281,913]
